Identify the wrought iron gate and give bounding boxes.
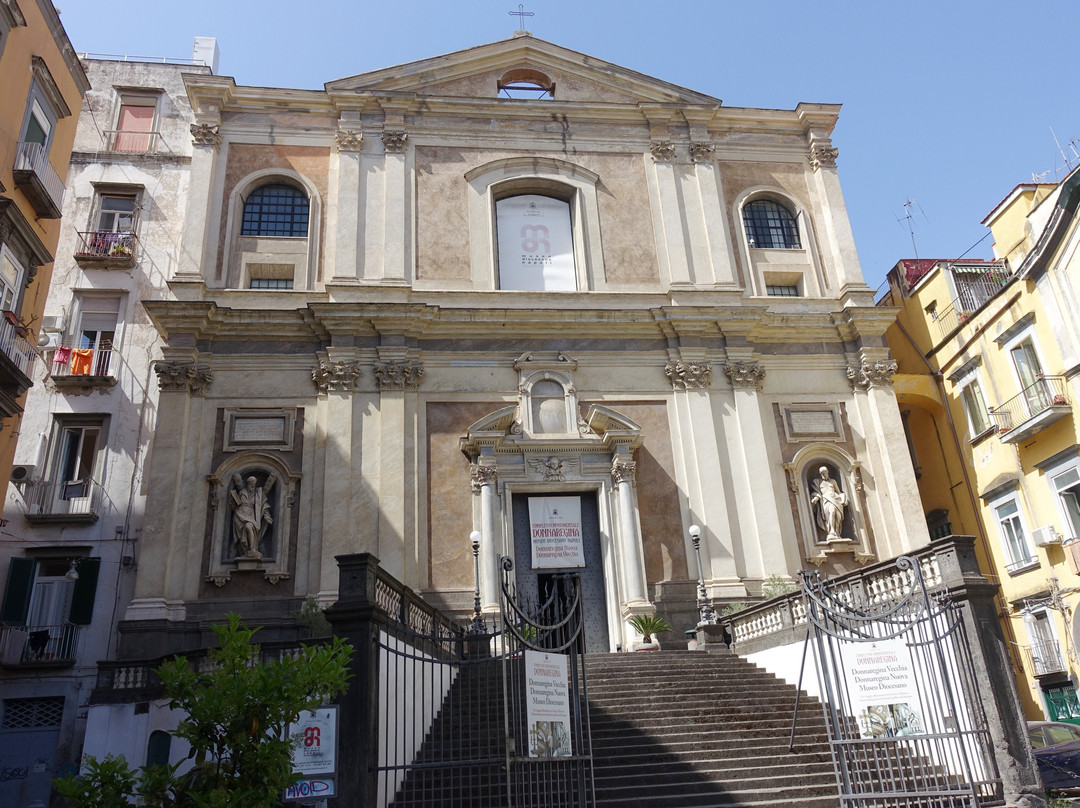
[373,557,593,807]
[801,557,1002,808]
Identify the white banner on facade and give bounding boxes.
[288,706,338,777]
[524,650,572,758]
[529,496,584,569]
[844,639,925,738]
[496,194,576,291]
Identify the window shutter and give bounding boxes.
[68,558,100,625]
[1,558,35,626]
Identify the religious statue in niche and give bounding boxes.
[810,465,849,543]
[229,472,276,558]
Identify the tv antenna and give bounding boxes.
[896,199,926,259]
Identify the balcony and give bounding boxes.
[0,314,36,420]
[12,141,64,218]
[1022,639,1068,677]
[101,129,164,153]
[74,231,139,269]
[22,478,103,525]
[933,262,1011,339]
[989,376,1072,443]
[0,624,81,667]
[48,343,116,388]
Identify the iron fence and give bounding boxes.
[101,129,163,153]
[21,477,104,519]
[74,231,139,265]
[0,624,80,665]
[1021,640,1067,677]
[49,342,115,379]
[0,315,36,378]
[13,140,64,212]
[989,375,1069,433]
[933,263,1011,338]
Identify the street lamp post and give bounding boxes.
[469,530,485,634]
[689,524,716,626]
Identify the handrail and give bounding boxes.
[13,141,64,212]
[989,375,1069,432]
[101,130,164,153]
[0,315,36,378]
[934,261,1011,338]
[74,231,139,263]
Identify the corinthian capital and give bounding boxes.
[809,143,839,170]
[665,361,713,390]
[471,463,498,492]
[612,457,637,485]
[373,360,423,390]
[650,140,676,162]
[724,361,766,391]
[154,361,213,395]
[847,360,898,391]
[335,130,363,151]
[382,130,408,153]
[190,123,221,147]
[312,361,363,393]
[689,142,715,164]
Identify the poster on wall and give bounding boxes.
[529,496,585,569]
[844,639,925,738]
[525,650,573,758]
[496,194,576,291]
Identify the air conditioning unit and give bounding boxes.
[36,330,60,351]
[1032,525,1063,547]
[40,315,64,332]
[10,464,37,484]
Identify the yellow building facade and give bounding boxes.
[0,1,88,487]
[883,165,1080,722]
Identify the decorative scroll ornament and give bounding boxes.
[649,140,676,162]
[847,360,898,391]
[382,130,408,153]
[724,361,766,391]
[373,360,424,390]
[335,130,363,151]
[190,123,221,147]
[155,361,213,395]
[808,143,839,170]
[206,573,230,588]
[665,361,713,390]
[689,142,715,164]
[611,457,637,485]
[311,361,363,393]
[471,464,498,492]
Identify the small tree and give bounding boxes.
[55,614,352,808]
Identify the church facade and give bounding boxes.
[111,34,926,669]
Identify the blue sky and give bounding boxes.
[58,0,1080,291]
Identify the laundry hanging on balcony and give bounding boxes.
[69,349,94,375]
[53,346,71,365]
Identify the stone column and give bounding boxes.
[331,128,363,283]
[176,123,221,280]
[381,129,409,284]
[688,139,739,289]
[647,139,693,288]
[472,460,500,611]
[803,129,865,293]
[612,452,648,606]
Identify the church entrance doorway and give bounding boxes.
[511,492,610,653]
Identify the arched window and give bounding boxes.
[530,380,567,433]
[742,199,800,249]
[146,730,172,768]
[241,184,309,238]
[496,194,576,291]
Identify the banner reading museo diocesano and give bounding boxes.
[528,496,585,569]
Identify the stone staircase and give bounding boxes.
[585,650,840,808]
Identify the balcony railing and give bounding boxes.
[101,129,164,153]
[0,624,80,666]
[74,231,139,268]
[21,478,103,523]
[0,314,36,380]
[49,342,115,381]
[933,262,1011,338]
[990,376,1071,443]
[1004,554,1040,575]
[1022,640,1068,677]
[12,141,64,218]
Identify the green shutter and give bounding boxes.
[1,558,35,626]
[68,558,100,625]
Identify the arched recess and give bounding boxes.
[733,185,824,298]
[460,362,651,652]
[205,450,301,587]
[463,156,605,292]
[220,168,323,291]
[783,442,874,566]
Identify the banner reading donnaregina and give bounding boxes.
[844,639,925,738]
[529,496,584,569]
[524,650,572,758]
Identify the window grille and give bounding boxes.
[241,184,309,237]
[250,278,294,289]
[743,199,800,249]
[766,284,800,297]
[2,696,64,728]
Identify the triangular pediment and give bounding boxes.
[325,35,721,107]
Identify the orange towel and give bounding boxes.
[70,348,94,375]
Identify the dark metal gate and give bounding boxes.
[373,556,592,807]
[801,557,1002,807]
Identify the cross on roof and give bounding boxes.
[509,3,534,32]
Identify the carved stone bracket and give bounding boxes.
[312,361,363,393]
[206,573,230,588]
[190,123,221,147]
[724,361,766,391]
[612,457,637,485]
[809,143,839,170]
[847,360,898,391]
[689,142,715,164]
[382,130,408,153]
[649,140,676,162]
[373,359,423,390]
[471,464,498,492]
[783,464,800,494]
[155,361,213,395]
[665,361,713,390]
[335,130,363,151]
[264,571,290,585]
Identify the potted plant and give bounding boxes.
[628,613,671,651]
[109,242,133,257]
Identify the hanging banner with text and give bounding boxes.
[285,706,337,801]
[496,194,576,291]
[529,496,584,569]
[844,639,925,738]
[525,650,572,758]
